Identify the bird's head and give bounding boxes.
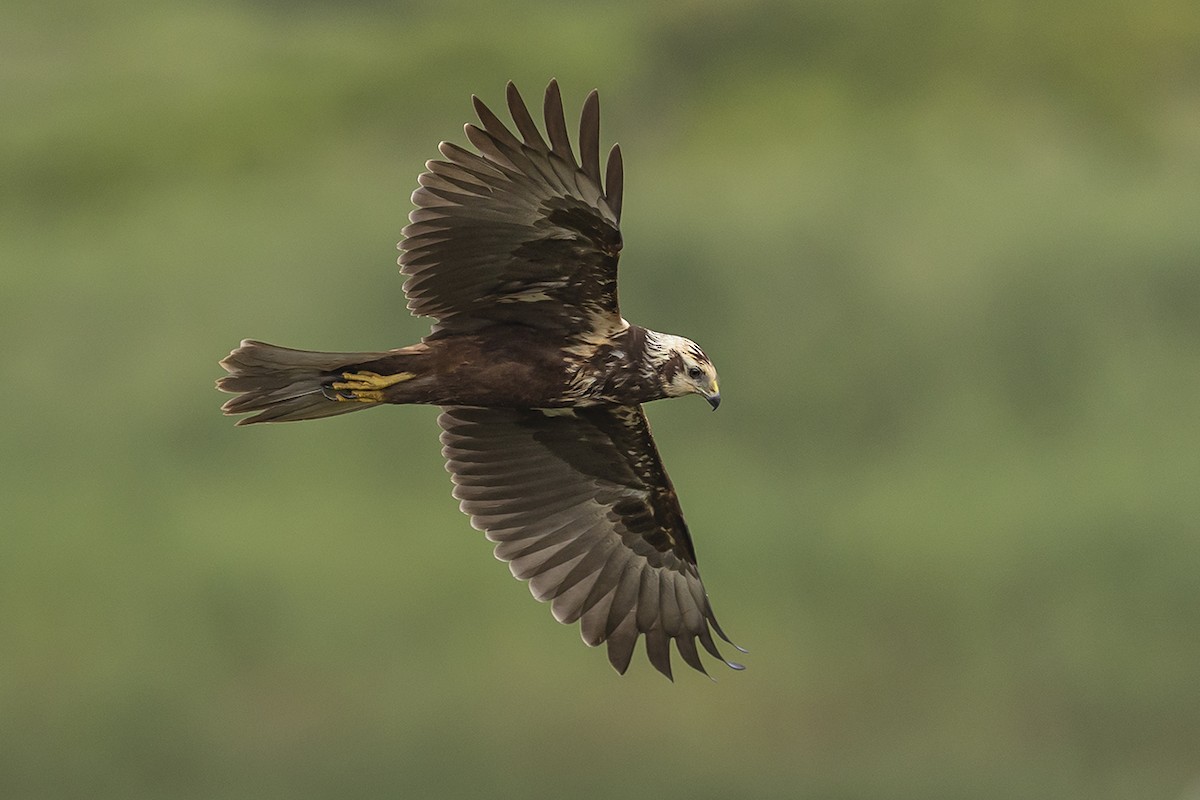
[646,332,721,409]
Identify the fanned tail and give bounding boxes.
[217,339,394,425]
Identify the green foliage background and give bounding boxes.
[4,1,1199,797]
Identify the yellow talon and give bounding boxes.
[329,370,415,402]
[332,370,415,390]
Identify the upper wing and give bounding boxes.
[400,81,625,338]
[438,404,743,679]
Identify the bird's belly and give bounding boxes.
[389,330,589,408]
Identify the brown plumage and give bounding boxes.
[217,81,741,679]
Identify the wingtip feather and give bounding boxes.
[579,89,602,185]
[604,143,623,220]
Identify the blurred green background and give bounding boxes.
[4,0,1199,797]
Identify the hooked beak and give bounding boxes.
[704,382,721,411]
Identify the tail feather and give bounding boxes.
[217,339,392,425]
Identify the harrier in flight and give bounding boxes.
[218,81,743,678]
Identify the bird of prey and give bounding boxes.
[217,80,743,678]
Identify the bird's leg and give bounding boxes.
[325,370,415,403]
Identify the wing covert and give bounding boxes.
[438,404,743,678]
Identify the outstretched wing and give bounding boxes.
[400,81,625,338]
[438,404,743,679]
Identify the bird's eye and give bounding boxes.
[687,366,703,380]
